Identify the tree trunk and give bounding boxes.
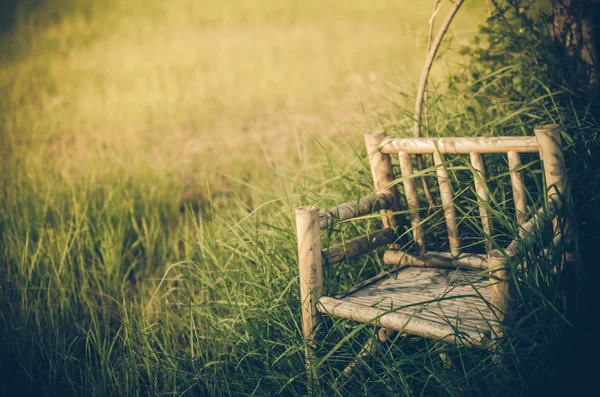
[552,0,600,89]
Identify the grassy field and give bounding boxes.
[1,1,578,395]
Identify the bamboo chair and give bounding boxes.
[295,124,575,390]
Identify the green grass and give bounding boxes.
[0,0,585,395]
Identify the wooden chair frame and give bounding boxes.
[295,124,574,389]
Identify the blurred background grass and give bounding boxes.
[0,0,487,197]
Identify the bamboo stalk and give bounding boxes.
[295,206,323,391]
[319,193,395,229]
[380,136,540,154]
[470,152,494,252]
[364,131,402,231]
[324,228,396,264]
[398,152,426,254]
[433,151,461,256]
[507,151,527,225]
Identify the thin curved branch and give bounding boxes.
[413,0,465,211]
[413,0,465,138]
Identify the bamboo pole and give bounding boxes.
[295,206,323,391]
[398,152,426,254]
[380,136,540,154]
[507,151,527,225]
[319,193,395,229]
[433,151,461,256]
[470,152,494,252]
[364,131,402,231]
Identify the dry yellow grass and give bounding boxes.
[1,0,486,196]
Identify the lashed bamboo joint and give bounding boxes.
[296,125,570,387]
[364,131,402,231]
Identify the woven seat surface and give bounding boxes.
[337,266,493,337]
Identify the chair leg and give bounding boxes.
[433,341,454,371]
[340,328,394,379]
[304,333,320,394]
[296,206,324,394]
[439,352,453,370]
[437,347,466,393]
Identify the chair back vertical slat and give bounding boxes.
[398,152,426,254]
[364,131,403,233]
[433,151,461,256]
[507,151,527,225]
[469,152,494,252]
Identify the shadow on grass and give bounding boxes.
[0,0,37,33]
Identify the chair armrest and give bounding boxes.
[323,228,396,264]
[319,193,396,229]
[505,196,563,259]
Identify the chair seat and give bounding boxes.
[317,266,494,346]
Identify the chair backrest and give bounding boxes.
[363,124,568,257]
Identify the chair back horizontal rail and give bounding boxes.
[319,193,395,229]
[379,136,540,154]
[323,228,396,264]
